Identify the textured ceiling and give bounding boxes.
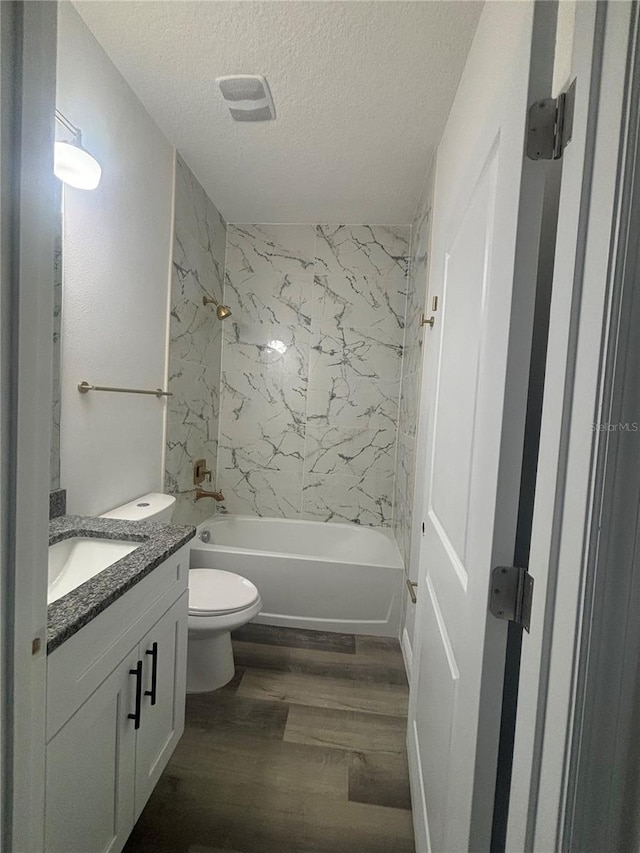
[72,1,482,224]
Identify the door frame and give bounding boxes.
[1,2,57,851]
[563,8,640,847]
[401,160,436,681]
[507,2,638,850]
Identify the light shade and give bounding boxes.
[54,140,102,190]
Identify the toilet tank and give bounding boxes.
[100,493,176,524]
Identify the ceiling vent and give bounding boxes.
[216,75,276,122]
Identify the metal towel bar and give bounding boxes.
[78,380,172,398]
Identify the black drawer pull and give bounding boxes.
[128,660,143,729]
[145,642,158,706]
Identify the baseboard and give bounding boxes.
[408,718,431,853]
[254,612,398,638]
[401,626,413,684]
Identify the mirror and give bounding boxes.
[51,182,62,491]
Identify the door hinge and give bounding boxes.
[526,78,576,161]
[489,566,534,633]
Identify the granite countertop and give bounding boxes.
[47,515,196,654]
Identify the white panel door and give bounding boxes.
[407,3,556,851]
[507,3,635,849]
[134,591,188,819]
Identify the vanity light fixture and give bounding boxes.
[54,109,102,190]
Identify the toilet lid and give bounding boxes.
[188,568,260,615]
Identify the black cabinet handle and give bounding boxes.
[128,660,143,729]
[144,642,158,706]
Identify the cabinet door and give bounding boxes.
[134,590,188,818]
[45,647,139,853]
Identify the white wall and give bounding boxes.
[57,2,174,516]
[552,0,576,96]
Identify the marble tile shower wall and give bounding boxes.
[165,155,227,526]
[218,223,410,527]
[394,178,433,568]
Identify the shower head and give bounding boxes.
[203,294,232,320]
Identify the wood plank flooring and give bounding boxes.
[123,624,415,853]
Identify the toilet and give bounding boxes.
[100,492,262,693]
[187,568,261,693]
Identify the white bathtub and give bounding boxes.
[190,515,404,637]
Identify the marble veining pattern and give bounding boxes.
[219,428,305,475]
[306,376,399,431]
[47,514,195,653]
[217,469,303,519]
[224,321,311,378]
[315,224,409,280]
[302,472,394,527]
[220,369,307,430]
[305,426,397,477]
[219,223,410,525]
[310,322,403,384]
[313,272,406,339]
[225,224,316,279]
[165,155,228,526]
[224,224,315,329]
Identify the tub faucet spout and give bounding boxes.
[195,488,225,502]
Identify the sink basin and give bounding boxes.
[48,537,140,604]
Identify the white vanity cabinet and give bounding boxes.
[45,645,139,853]
[134,594,187,819]
[45,545,189,853]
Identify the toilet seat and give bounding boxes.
[189,568,259,616]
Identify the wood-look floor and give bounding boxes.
[124,624,415,853]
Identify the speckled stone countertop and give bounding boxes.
[49,488,66,520]
[47,515,196,654]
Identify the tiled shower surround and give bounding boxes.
[164,159,422,538]
[218,223,410,526]
[165,156,227,526]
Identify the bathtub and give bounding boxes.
[189,515,405,637]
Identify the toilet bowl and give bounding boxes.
[187,568,262,693]
[99,493,262,694]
